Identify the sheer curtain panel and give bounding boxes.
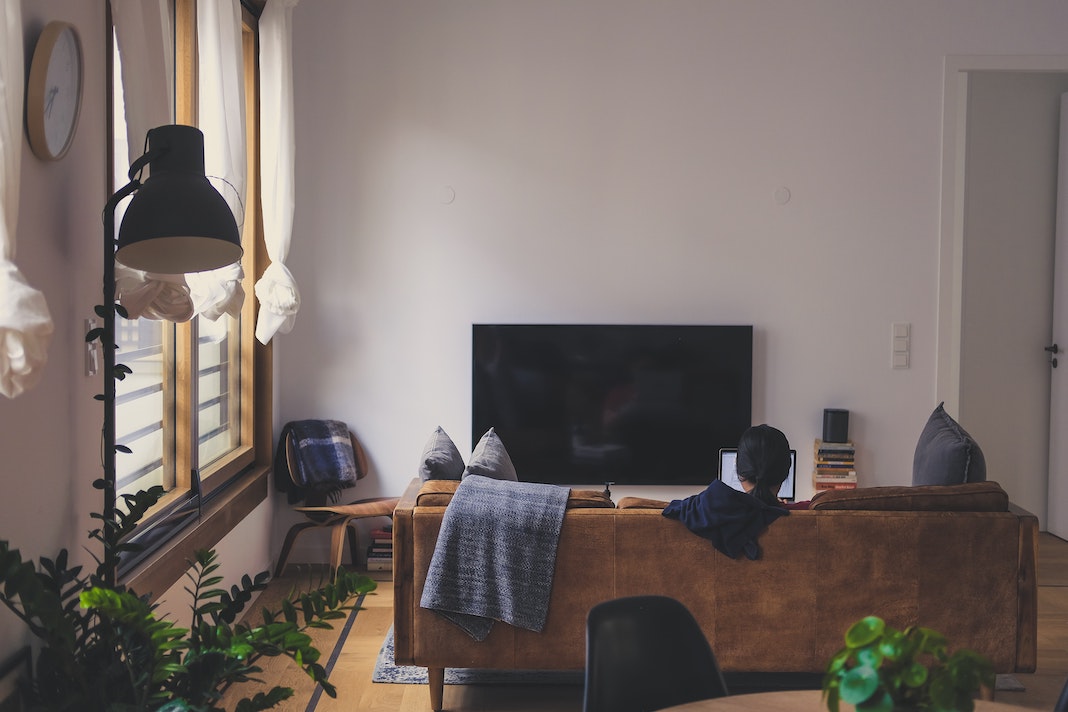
[110,0,196,322]
[187,0,245,320]
[0,0,54,398]
[255,0,301,345]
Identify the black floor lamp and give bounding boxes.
[95,124,242,586]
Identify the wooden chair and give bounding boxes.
[274,430,400,577]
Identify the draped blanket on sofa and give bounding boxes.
[419,475,569,641]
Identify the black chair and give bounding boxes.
[1055,674,1068,712]
[583,595,729,712]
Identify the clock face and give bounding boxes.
[43,27,80,156]
[27,22,83,161]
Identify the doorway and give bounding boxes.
[938,56,1068,530]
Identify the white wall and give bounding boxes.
[273,0,1068,530]
[0,0,107,663]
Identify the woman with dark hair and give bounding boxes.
[662,424,800,560]
[735,424,793,507]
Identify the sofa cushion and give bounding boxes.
[417,426,465,481]
[415,480,613,509]
[810,481,1007,511]
[566,490,616,509]
[912,402,987,485]
[617,496,670,509]
[463,427,519,481]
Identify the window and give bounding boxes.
[109,0,269,582]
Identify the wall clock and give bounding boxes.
[26,21,83,161]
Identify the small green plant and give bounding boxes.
[0,483,376,711]
[822,615,995,712]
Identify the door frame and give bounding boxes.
[937,55,1068,410]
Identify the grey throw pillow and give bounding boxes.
[463,427,519,481]
[912,402,987,485]
[418,426,465,481]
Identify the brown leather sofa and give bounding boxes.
[392,478,1038,711]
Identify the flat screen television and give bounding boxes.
[472,324,753,486]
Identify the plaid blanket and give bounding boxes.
[273,419,359,504]
[419,475,569,641]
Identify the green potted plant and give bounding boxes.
[822,615,995,712]
[0,483,376,711]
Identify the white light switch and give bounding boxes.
[85,317,99,376]
[892,322,910,369]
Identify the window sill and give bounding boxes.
[122,465,270,602]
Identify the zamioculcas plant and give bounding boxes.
[0,483,376,711]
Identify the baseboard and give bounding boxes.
[723,672,823,695]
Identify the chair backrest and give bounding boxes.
[285,430,368,483]
[1056,674,1068,712]
[583,595,728,712]
[284,429,368,506]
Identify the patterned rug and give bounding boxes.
[371,626,1024,692]
[371,626,584,686]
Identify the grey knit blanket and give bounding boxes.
[419,475,570,641]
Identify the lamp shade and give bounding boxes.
[115,125,242,274]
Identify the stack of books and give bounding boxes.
[813,439,857,491]
[366,525,393,572]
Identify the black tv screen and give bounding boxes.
[472,324,753,486]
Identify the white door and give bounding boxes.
[941,61,1068,531]
[958,72,1068,525]
[1047,94,1068,540]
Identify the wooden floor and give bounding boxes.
[222,533,1068,712]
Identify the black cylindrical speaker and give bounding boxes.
[823,409,849,443]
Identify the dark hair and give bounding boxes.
[736,424,791,506]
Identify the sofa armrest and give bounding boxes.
[392,478,423,665]
[396,476,423,513]
[1011,502,1039,672]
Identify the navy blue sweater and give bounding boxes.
[662,480,788,560]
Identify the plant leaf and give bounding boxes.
[839,665,880,705]
[844,616,885,648]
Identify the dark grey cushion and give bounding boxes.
[418,426,465,481]
[463,427,518,481]
[912,402,987,485]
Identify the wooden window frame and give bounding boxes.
[116,0,274,602]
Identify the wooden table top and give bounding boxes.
[657,689,1034,711]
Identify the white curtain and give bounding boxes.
[187,0,245,320]
[110,0,173,154]
[0,0,54,398]
[255,0,301,344]
[110,0,195,321]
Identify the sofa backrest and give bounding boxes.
[413,478,615,509]
[808,481,1008,511]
